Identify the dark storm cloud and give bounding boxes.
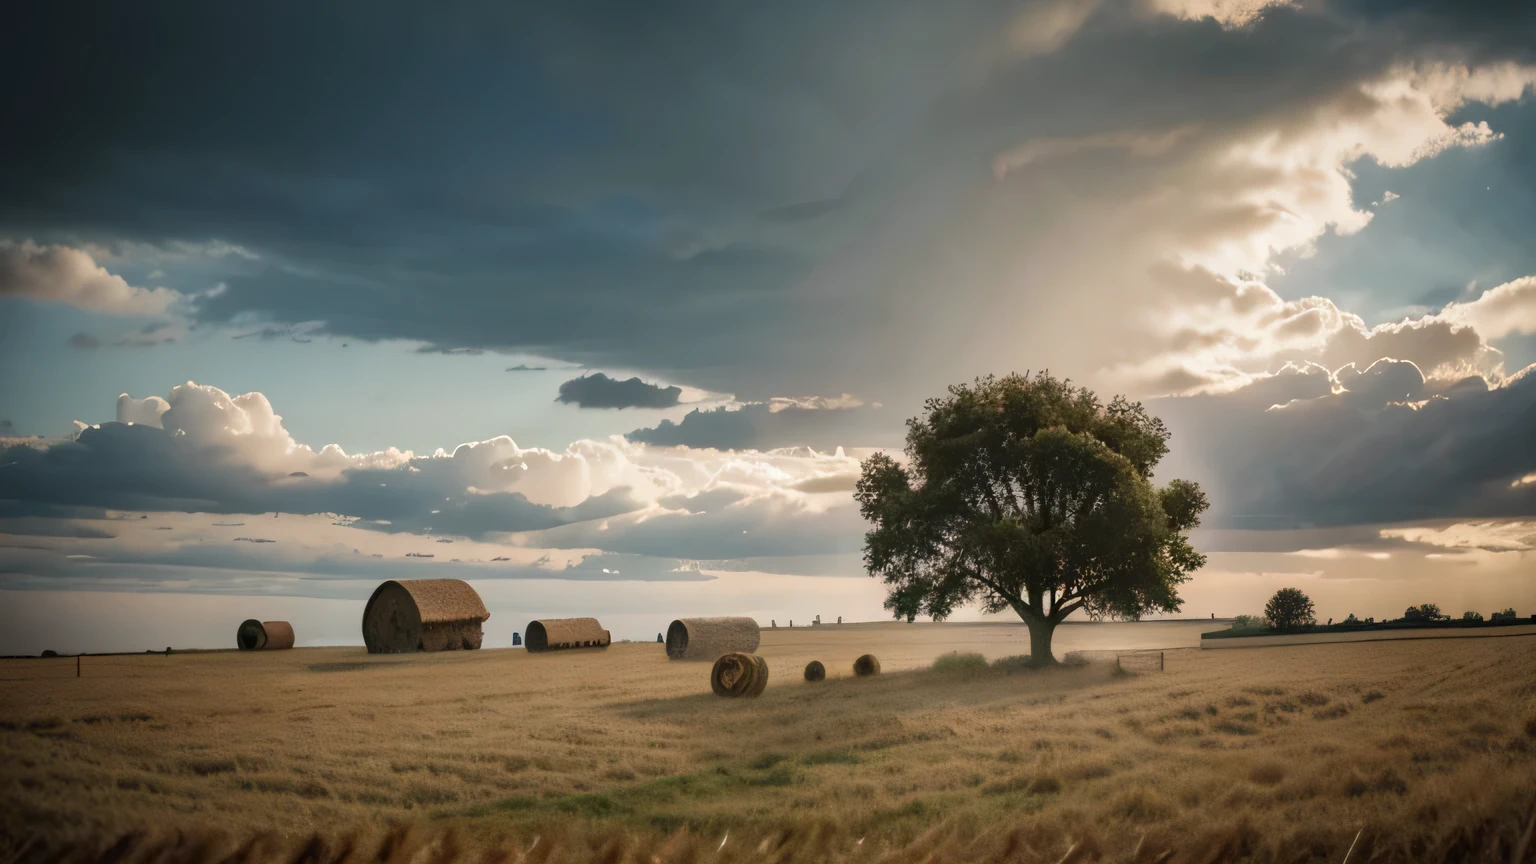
[1155,361,1536,528]
[67,333,100,350]
[0,423,643,538]
[627,401,893,451]
[6,0,1532,396]
[556,373,683,410]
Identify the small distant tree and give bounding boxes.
[857,373,1209,665]
[1417,603,1444,621]
[1264,588,1315,631]
[1342,613,1361,625]
[1491,608,1518,622]
[1462,610,1483,622]
[1232,614,1266,630]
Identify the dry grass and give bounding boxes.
[3,624,1535,863]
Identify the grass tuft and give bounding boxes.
[801,750,861,766]
[931,651,988,674]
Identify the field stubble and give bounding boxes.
[3,623,1535,862]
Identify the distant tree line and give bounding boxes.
[1214,590,1530,638]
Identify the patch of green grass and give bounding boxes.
[931,651,988,674]
[801,750,862,766]
[980,775,1032,796]
[553,793,617,816]
[745,766,796,787]
[749,753,789,770]
[992,655,1034,673]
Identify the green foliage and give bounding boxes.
[1405,603,1445,622]
[1491,608,1519,622]
[856,373,1208,664]
[1342,613,1360,625]
[801,750,862,766]
[1462,610,1483,622]
[1231,614,1267,631]
[1264,588,1315,631]
[990,654,1034,672]
[749,753,788,770]
[931,651,988,673]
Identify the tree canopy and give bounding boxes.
[1264,587,1315,631]
[855,372,1208,664]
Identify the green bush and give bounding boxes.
[932,651,988,673]
[990,655,1033,673]
[1462,610,1483,622]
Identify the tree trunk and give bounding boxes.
[1027,617,1058,666]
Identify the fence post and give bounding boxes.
[1116,655,1122,673]
[77,655,80,678]
[1160,651,1164,671]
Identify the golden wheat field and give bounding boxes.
[3,623,1535,864]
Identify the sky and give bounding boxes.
[2,0,1535,654]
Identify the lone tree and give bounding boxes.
[855,373,1208,665]
[1264,588,1315,631]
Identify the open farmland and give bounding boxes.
[4,623,1535,863]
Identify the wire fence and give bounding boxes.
[1061,648,1166,672]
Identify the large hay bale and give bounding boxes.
[854,654,881,676]
[362,579,489,654]
[236,620,295,650]
[711,652,769,698]
[524,617,610,652]
[665,617,760,660]
[804,660,826,682]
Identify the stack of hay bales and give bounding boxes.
[524,617,610,652]
[362,579,489,653]
[236,620,295,650]
[711,652,769,698]
[665,617,760,660]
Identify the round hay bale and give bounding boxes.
[362,579,489,653]
[666,617,760,660]
[524,618,611,652]
[853,654,881,677]
[236,620,294,650]
[237,619,267,650]
[748,655,770,697]
[711,652,768,698]
[804,660,826,682]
